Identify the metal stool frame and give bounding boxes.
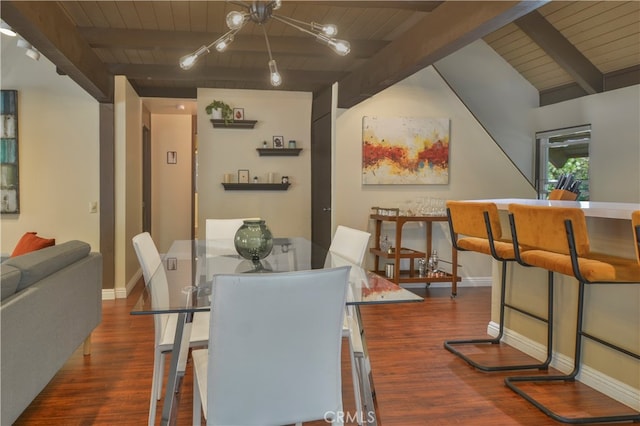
[504,217,640,424]
[444,208,553,372]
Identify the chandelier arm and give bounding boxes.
[271,14,318,39]
[261,25,274,61]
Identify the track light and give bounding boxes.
[179,0,350,87]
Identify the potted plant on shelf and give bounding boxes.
[205,100,233,124]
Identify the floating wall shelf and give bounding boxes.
[257,148,302,157]
[222,183,290,191]
[210,119,258,129]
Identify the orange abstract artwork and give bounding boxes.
[362,116,450,184]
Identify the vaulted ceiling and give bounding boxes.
[2,1,638,109]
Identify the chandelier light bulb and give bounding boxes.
[179,45,209,70]
[312,22,337,37]
[269,59,282,86]
[329,38,350,56]
[226,11,246,30]
[272,0,282,10]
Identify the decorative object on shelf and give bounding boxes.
[281,176,289,184]
[428,249,438,272]
[373,207,400,217]
[288,140,296,149]
[166,151,177,164]
[418,258,427,277]
[238,169,250,184]
[385,263,394,279]
[234,219,274,262]
[379,235,391,253]
[233,108,244,121]
[262,140,268,148]
[1,89,19,214]
[205,100,233,123]
[252,176,258,183]
[267,172,275,183]
[273,136,284,149]
[223,173,233,183]
[362,116,450,185]
[178,0,350,87]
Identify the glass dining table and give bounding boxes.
[131,237,423,426]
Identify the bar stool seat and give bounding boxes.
[443,200,553,372]
[505,203,640,424]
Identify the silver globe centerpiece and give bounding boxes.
[234,219,274,263]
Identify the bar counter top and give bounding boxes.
[469,198,639,220]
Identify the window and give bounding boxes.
[535,125,591,200]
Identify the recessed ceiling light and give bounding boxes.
[0,21,16,37]
[176,104,186,111]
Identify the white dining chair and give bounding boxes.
[192,266,350,425]
[132,232,209,426]
[328,225,371,424]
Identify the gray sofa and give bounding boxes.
[0,240,102,425]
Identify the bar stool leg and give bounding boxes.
[505,280,640,424]
[444,261,553,372]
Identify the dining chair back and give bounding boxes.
[329,225,371,265]
[132,232,209,426]
[192,266,351,425]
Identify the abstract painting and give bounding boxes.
[1,90,19,214]
[362,116,450,185]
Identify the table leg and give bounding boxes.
[354,306,377,426]
[160,312,193,426]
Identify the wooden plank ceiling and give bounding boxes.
[1,1,638,107]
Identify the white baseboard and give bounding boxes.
[401,276,492,289]
[101,269,142,300]
[487,321,640,411]
[101,289,116,300]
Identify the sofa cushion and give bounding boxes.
[0,264,21,301]
[4,240,91,292]
[10,232,55,257]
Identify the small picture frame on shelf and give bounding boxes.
[273,136,284,149]
[238,169,250,183]
[233,108,244,121]
[167,151,177,164]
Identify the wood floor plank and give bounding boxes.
[13,284,637,425]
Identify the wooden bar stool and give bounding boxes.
[443,201,552,371]
[505,204,640,424]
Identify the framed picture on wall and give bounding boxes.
[238,169,250,183]
[273,136,284,149]
[1,90,19,214]
[233,108,244,121]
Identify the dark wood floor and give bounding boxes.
[15,284,637,425]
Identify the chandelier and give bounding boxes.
[178,0,350,87]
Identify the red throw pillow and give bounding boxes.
[11,232,56,257]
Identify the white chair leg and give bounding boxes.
[348,338,363,425]
[193,372,202,426]
[149,352,161,426]
[156,352,165,400]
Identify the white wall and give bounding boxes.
[197,88,312,239]
[335,66,536,277]
[532,85,640,203]
[0,37,100,253]
[151,114,193,252]
[435,40,539,183]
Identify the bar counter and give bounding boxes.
[465,198,639,411]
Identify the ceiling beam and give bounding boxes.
[0,1,113,102]
[79,28,388,59]
[110,64,346,85]
[516,10,603,95]
[337,0,548,109]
